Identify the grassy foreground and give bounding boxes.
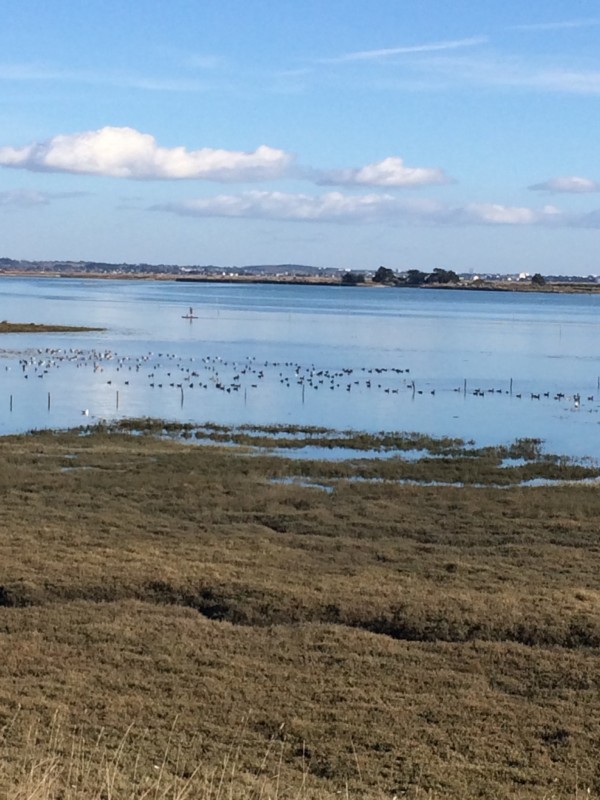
[1,425,600,798]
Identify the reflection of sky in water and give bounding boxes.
[1,277,600,459]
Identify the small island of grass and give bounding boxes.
[0,320,105,333]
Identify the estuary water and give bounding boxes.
[1,276,600,460]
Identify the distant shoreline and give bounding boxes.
[0,270,599,294]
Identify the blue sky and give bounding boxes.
[1,0,600,274]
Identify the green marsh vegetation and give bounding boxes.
[1,422,600,798]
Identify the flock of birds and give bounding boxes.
[9,348,417,396]
[0,345,591,420]
[458,385,588,406]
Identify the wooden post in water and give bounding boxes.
[116,390,119,410]
[47,392,51,411]
[510,378,513,396]
[9,394,12,412]
[180,387,184,408]
[463,378,467,395]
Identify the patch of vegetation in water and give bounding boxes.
[0,320,105,333]
[86,417,468,454]
[73,418,600,486]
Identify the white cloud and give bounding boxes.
[529,176,600,193]
[315,156,452,187]
[153,191,573,227]
[322,37,488,64]
[0,127,293,181]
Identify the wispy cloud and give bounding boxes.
[152,191,426,222]
[0,62,68,81]
[522,68,600,94]
[320,37,488,64]
[112,76,209,93]
[0,189,86,209]
[511,18,600,32]
[458,203,561,225]
[529,176,600,194]
[308,26,600,97]
[381,51,600,95]
[0,127,293,181]
[152,190,575,227]
[186,53,225,70]
[314,156,453,188]
[0,61,209,93]
[153,191,415,222]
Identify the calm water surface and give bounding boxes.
[1,277,600,460]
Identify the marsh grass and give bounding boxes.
[1,714,364,799]
[94,418,467,455]
[76,420,599,485]
[2,425,600,798]
[3,715,597,800]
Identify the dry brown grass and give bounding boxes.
[2,712,370,799]
[1,428,600,798]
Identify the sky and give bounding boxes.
[1,0,600,274]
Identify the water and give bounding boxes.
[1,276,599,459]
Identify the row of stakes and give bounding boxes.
[7,375,597,417]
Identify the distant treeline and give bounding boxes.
[342,266,459,286]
